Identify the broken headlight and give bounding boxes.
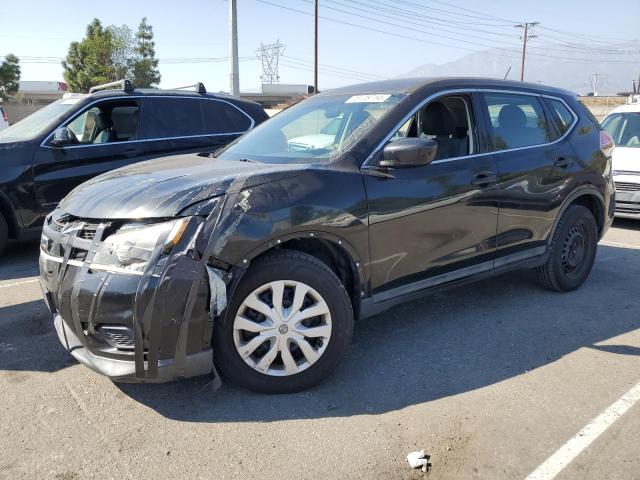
[91,218,190,274]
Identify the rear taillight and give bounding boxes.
[600,130,614,157]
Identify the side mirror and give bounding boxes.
[50,127,76,147]
[379,138,437,168]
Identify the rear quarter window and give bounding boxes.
[201,100,252,134]
[548,99,576,135]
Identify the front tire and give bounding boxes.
[536,205,598,292]
[214,250,354,393]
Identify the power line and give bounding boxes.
[256,0,637,64]
[282,55,386,79]
[327,0,522,41]
[394,0,519,24]
[323,0,640,58]
[295,0,524,52]
[280,57,385,81]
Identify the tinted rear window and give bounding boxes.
[202,101,252,133]
[145,98,205,138]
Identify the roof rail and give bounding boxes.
[89,79,134,94]
[171,82,207,94]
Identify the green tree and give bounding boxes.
[108,24,135,80]
[131,17,161,88]
[62,19,117,92]
[0,54,21,100]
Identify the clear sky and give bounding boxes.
[1,0,638,92]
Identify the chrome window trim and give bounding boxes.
[40,95,255,149]
[363,87,579,167]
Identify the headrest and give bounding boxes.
[419,101,456,135]
[498,104,527,129]
[97,111,113,129]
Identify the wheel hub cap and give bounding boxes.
[233,280,332,377]
[562,225,587,274]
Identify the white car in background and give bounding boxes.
[602,97,640,219]
[0,104,8,131]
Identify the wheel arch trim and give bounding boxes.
[234,230,367,297]
[548,186,605,242]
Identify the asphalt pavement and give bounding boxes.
[1,221,639,479]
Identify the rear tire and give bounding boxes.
[214,250,354,393]
[536,205,598,292]
[0,213,8,257]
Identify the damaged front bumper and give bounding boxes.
[51,312,212,382]
[38,209,231,383]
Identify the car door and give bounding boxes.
[32,99,142,221]
[362,92,499,299]
[477,91,577,262]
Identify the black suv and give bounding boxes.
[39,78,615,393]
[0,80,268,255]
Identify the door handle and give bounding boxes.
[554,156,573,168]
[471,171,497,188]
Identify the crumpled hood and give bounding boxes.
[59,153,305,219]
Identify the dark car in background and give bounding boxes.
[39,78,615,393]
[0,80,268,255]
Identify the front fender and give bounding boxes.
[196,167,370,289]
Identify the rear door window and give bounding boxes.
[201,100,252,134]
[481,93,550,150]
[144,97,206,139]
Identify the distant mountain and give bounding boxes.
[400,43,640,95]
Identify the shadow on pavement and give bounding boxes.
[2,240,638,421]
[612,218,640,231]
[0,300,75,373]
[590,344,640,356]
[0,240,40,281]
[114,244,640,423]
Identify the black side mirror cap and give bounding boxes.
[50,127,76,148]
[379,138,438,168]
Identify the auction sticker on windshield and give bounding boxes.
[346,94,391,103]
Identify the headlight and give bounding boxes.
[92,218,190,274]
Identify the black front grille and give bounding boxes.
[96,325,135,350]
[78,227,97,240]
[615,182,640,192]
[52,213,71,232]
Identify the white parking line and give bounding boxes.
[525,380,640,480]
[0,278,39,289]
[600,240,640,250]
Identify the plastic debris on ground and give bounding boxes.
[406,450,431,473]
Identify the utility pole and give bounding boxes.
[314,0,318,94]
[590,73,601,96]
[515,22,538,82]
[229,0,240,96]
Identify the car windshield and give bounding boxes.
[217,93,405,164]
[0,97,83,143]
[602,112,640,148]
